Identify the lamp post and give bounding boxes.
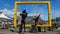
[52,10,56,23]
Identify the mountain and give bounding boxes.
[17,16,45,24]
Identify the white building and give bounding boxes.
[0,12,13,28]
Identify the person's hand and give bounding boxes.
[20,13,22,15]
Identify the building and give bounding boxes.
[0,12,13,28]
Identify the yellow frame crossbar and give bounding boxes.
[14,1,52,27]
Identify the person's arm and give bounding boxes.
[19,13,23,16]
[37,15,40,19]
[33,18,36,20]
[38,15,40,18]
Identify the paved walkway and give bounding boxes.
[0,29,59,34]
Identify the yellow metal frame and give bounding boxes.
[14,1,52,27]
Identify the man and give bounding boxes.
[19,10,27,33]
[33,15,41,32]
[54,23,58,32]
[33,15,40,26]
[30,15,40,32]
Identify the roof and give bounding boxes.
[0,12,12,20]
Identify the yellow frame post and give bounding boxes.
[14,1,52,27]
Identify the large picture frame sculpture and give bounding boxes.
[14,1,52,27]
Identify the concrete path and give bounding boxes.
[0,29,59,34]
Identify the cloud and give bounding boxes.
[28,13,39,16]
[28,13,44,17]
[0,8,21,18]
[51,10,60,18]
[5,4,10,7]
[0,8,44,19]
[0,8,14,17]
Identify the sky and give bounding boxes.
[0,0,60,20]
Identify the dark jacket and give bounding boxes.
[20,13,27,20]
